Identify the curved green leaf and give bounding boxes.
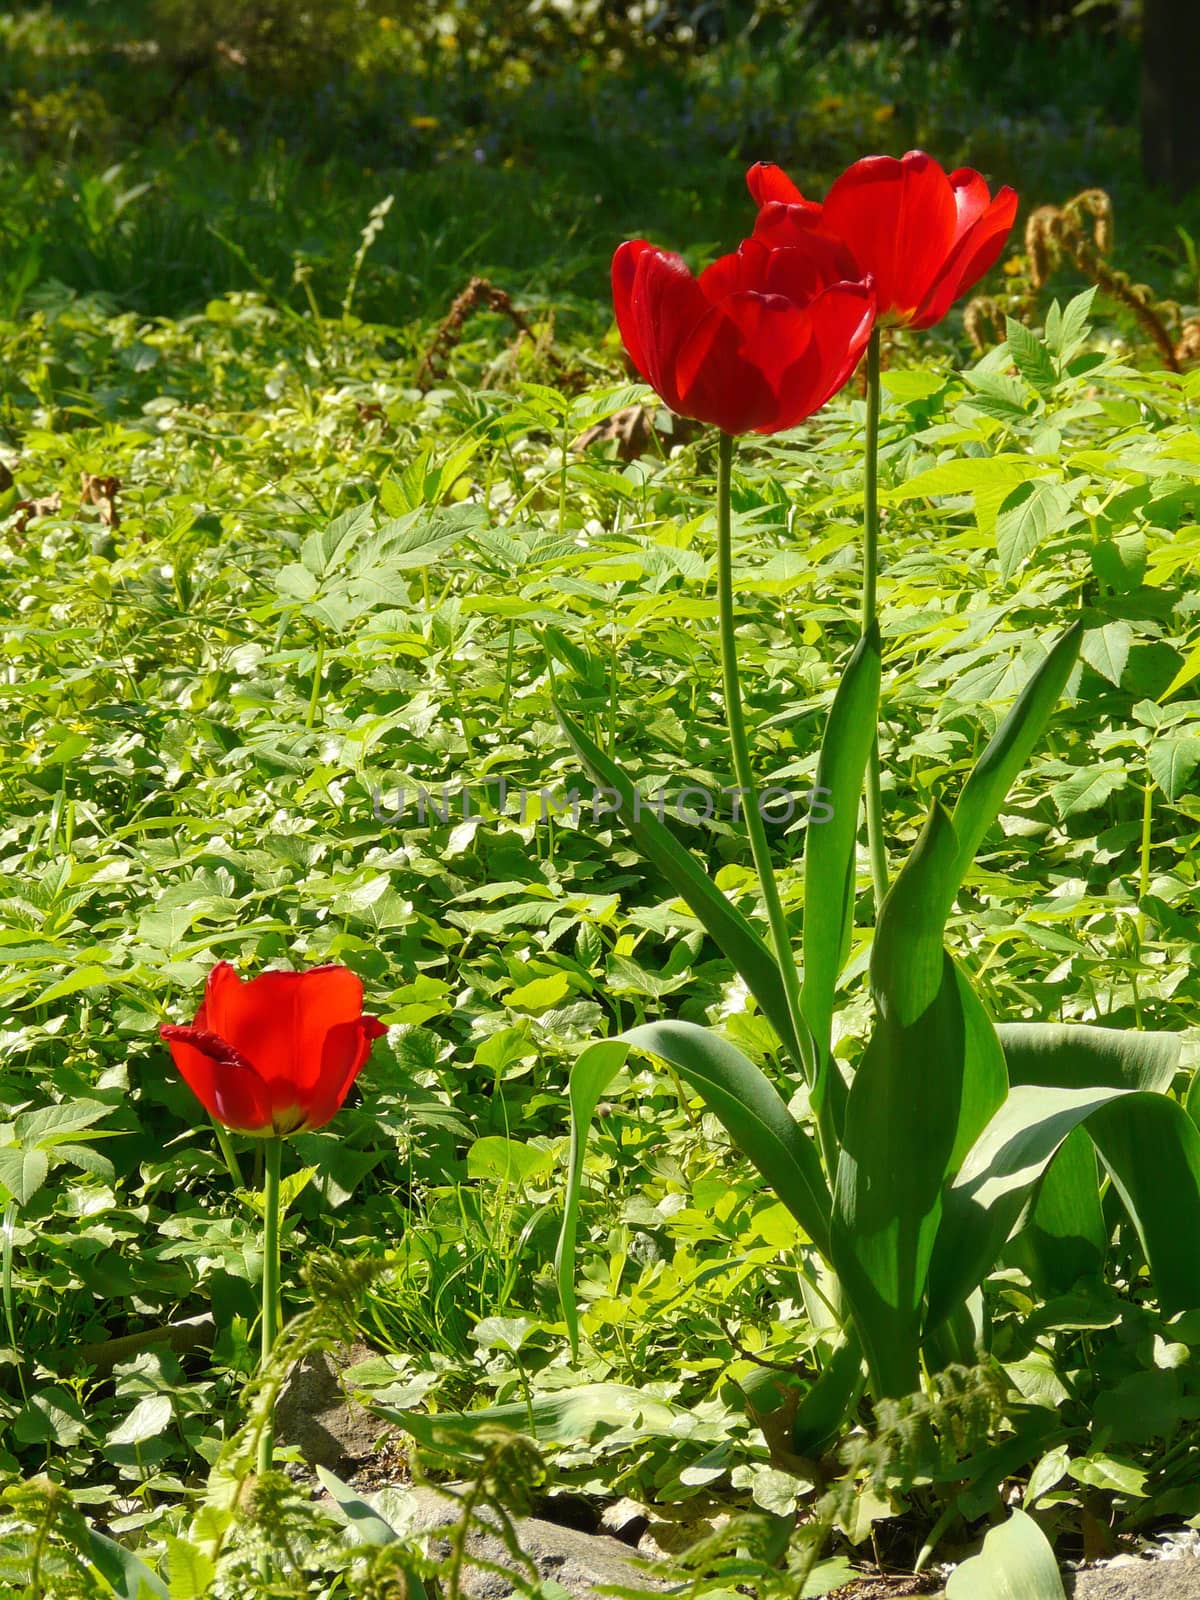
[927,1084,1200,1328]
[995,1023,1181,1298]
[555,1038,631,1357]
[951,620,1082,879]
[557,704,807,1070]
[801,622,880,1132]
[621,1022,832,1256]
[834,950,1006,1396]
[998,1021,1180,1094]
[555,1024,833,1358]
[945,1506,1066,1600]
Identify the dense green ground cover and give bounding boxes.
[2,5,1200,1596]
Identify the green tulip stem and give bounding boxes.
[211,1116,242,1187]
[716,431,811,1081]
[862,327,889,911]
[257,1135,283,1478]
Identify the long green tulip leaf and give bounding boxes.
[872,627,1081,1028]
[951,620,1083,880]
[557,704,807,1069]
[927,1082,1200,1328]
[790,1332,866,1458]
[995,1022,1181,1297]
[621,1022,832,1256]
[556,1024,832,1360]
[1088,1094,1200,1317]
[833,949,1006,1397]
[555,1038,632,1357]
[801,622,881,1130]
[997,1021,1180,1095]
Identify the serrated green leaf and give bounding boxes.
[1147,735,1200,801]
[0,1146,49,1206]
[995,481,1073,579]
[1006,318,1059,392]
[1080,620,1133,686]
[165,1536,216,1600]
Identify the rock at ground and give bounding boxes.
[1067,1560,1200,1599]
[321,1483,669,1599]
[274,1341,398,1470]
[927,1557,1200,1600]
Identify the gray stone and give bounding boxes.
[1066,1560,1200,1599]
[324,1483,669,1599]
[274,1341,398,1470]
[931,1556,1200,1600]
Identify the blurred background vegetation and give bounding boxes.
[0,0,1196,338]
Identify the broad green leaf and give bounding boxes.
[995,481,1073,579]
[165,1536,216,1600]
[0,1147,49,1206]
[1003,1127,1106,1297]
[1148,735,1200,801]
[620,1022,831,1253]
[13,1100,110,1145]
[883,456,1041,505]
[556,1025,832,1357]
[945,1507,1066,1600]
[83,1528,169,1600]
[1054,286,1097,361]
[466,1136,556,1185]
[997,1021,1180,1094]
[1050,760,1127,819]
[801,624,880,1098]
[315,1465,402,1546]
[107,1393,173,1448]
[556,704,807,1070]
[952,622,1083,882]
[1079,619,1132,686]
[376,1380,692,1448]
[1088,1094,1200,1317]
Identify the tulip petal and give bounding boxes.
[824,150,958,325]
[301,1016,388,1133]
[746,161,815,210]
[698,237,774,304]
[948,168,992,238]
[911,185,1018,329]
[614,244,710,414]
[751,204,859,284]
[764,281,876,434]
[203,962,373,1097]
[160,1024,273,1132]
[612,239,655,386]
[675,292,812,434]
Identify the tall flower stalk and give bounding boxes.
[715,431,810,1072]
[862,327,889,908]
[258,1136,283,1476]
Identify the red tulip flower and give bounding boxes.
[160,962,386,1137]
[612,217,875,435]
[747,151,1017,331]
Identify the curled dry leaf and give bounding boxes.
[572,404,700,462]
[79,471,121,529]
[12,490,63,534]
